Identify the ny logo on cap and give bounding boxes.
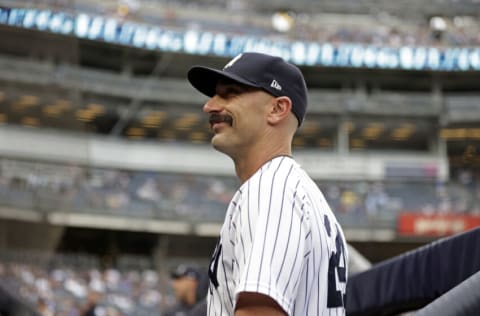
[270,79,282,91]
[223,54,243,70]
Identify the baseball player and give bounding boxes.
[187,52,348,316]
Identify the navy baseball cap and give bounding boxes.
[170,265,200,280]
[187,52,308,126]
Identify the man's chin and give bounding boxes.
[211,135,231,154]
[211,137,224,151]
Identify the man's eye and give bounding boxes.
[225,87,241,95]
[219,89,239,98]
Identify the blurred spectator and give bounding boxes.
[339,187,361,214]
[164,265,206,316]
[365,182,391,218]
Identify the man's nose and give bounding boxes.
[203,95,222,113]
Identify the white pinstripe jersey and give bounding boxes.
[207,156,348,316]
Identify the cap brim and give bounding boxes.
[187,66,260,97]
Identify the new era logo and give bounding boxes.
[270,80,282,91]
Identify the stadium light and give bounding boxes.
[430,16,447,32]
[141,111,167,128]
[271,11,294,32]
[75,109,97,122]
[318,138,332,147]
[18,95,39,106]
[20,116,40,127]
[126,127,146,138]
[43,105,64,118]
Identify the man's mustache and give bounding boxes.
[209,113,233,126]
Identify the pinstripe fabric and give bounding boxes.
[207,156,348,316]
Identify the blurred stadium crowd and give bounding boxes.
[0,250,179,316]
[157,5,480,47]
[1,158,479,227]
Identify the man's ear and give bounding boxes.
[267,96,292,125]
